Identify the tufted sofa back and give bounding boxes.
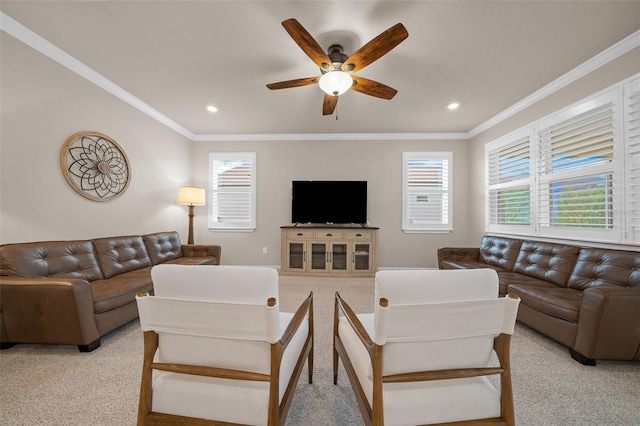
[0,240,104,280]
[143,231,182,265]
[567,247,640,290]
[92,235,152,279]
[479,236,522,271]
[513,241,580,287]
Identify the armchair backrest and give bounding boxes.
[373,269,519,375]
[138,265,280,374]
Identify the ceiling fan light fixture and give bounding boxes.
[318,71,353,96]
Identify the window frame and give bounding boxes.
[402,151,453,233]
[208,152,257,232]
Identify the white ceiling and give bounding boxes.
[2,1,640,138]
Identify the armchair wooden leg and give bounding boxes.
[333,292,339,385]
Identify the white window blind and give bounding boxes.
[486,129,533,234]
[208,152,256,231]
[536,91,618,241]
[402,152,452,232]
[624,77,640,243]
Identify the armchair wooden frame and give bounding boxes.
[137,292,314,426]
[333,292,517,426]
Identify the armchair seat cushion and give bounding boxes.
[508,284,582,323]
[338,313,501,425]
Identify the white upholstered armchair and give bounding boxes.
[135,265,313,425]
[333,269,520,425]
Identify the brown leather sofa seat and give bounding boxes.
[0,231,221,352]
[438,236,640,365]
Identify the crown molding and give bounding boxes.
[192,132,468,142]
[0,12,195,140]
[467,28,640,139]
[3,12,639,143]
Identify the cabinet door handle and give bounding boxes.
[297,233,303,236]
[326,233,332,237]
[355,233,362,237]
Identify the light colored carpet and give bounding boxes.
[1,275,638,425]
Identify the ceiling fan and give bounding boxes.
[266,19,409,116]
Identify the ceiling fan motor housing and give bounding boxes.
[326,44,349,71]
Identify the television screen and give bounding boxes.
[292,181,367,224]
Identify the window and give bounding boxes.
[208,152,256,231]
[536,91,619,241]
[486,129,533,235]
[485,74,640,245]
[402,152,452,232]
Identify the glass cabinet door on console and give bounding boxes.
[282,229,314,273]
[285,241,307,272]
[308,241,349,273]
[331,243,349,273]
[310,242,328,272]
[346,230,375,275]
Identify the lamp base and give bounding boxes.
[187,205,195,244]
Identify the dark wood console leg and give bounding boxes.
[570,348,596,366]
[0,342,16,350]
[78,339,101,352]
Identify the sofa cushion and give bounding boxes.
[92,236,152,279]
[0,240,103,281]
[507,284,582,323]
[441,260,507,272]
[567,248,640,290]
[513,241,579,287]
[143,232,182,265]
[497,271,557,296]
[479,236,523,272]
[91,267,153,314]
[162,257,219,266]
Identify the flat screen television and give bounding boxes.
[292,181,367,225]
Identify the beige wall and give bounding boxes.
[467,46,640,241]
[0,34,193,244]
[191,138,471,268]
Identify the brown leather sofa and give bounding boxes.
[438,236,640,365]
[0,231,221,352]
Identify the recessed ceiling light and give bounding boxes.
[206,105,218,113]
[447,102,460,110]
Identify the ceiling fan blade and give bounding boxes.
[323,94,338,115]
[351,76,398,100]
[266,77,319,90]
[282,19,333,71]
[342,23,408,74]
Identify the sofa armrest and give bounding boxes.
[574,286,640,361]
[181,244,221,264]
[0,277,100,347]
[437,247,480,268]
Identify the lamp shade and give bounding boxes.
[177,186,205,206]
[318,71,353,96]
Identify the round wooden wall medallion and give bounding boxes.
[60,131,131,202]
